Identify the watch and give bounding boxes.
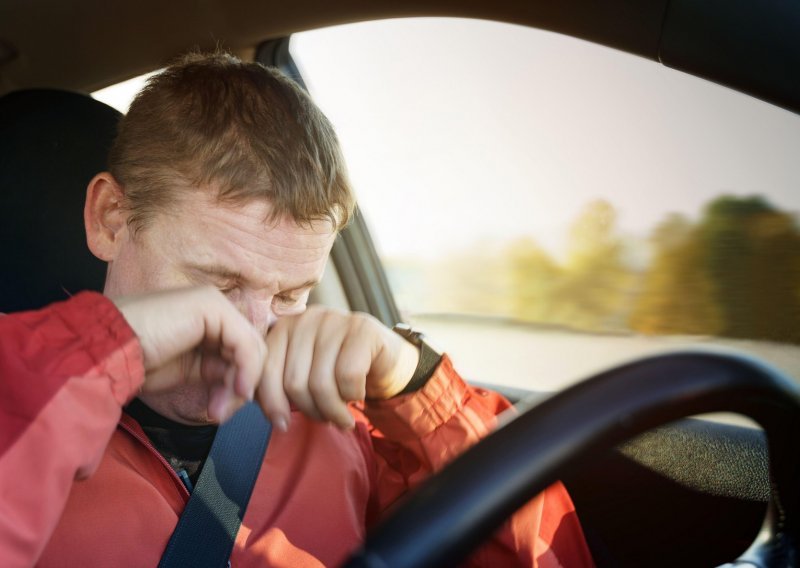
[392,323,442,395]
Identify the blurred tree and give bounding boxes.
[631,196,800,344]
[701,196,800,342]
[649,212,693,250]
[551,199,634,331]
[430,241,515,317]
[629,213,724,335]
[390,194,800,345]
[505,237,561,322]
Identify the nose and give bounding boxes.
[233,292,277,337]
[250,302,278,337]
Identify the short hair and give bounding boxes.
[108,52,354,233]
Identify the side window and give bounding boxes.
[291,18,800,391]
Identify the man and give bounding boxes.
[0,53,594,567]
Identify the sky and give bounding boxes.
[95,17,800,260]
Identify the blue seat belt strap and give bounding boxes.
[158,402,272,568]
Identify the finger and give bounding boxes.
[141,360,181,393]
[200,351,231,384]
[336,322,372,403]
[308,315,355,428]
[206,292,264,399]
[208,366,248,422]
[259,325,292,431]
[208,383,231,422]
[282,316,323,421]
[141,351,198,393]
[145,349,231,392]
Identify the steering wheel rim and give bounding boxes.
[344,351,800,568]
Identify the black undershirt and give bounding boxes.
[125,398,217,487]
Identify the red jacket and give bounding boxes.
[0,292,594,567]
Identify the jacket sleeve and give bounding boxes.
[359,355,595,567]
[0,292,144,567]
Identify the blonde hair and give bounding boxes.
[108,52,354,232]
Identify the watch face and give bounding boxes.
[392,323,422,345]
[392,324,440,354]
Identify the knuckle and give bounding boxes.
[339,381,365,402]
[256,388,274,411]
[264,358,281,381]
[352,311,377,327]
[335,356,363,382]
[307,375,331,399]
[283,373,306,398]
[336,371,366,401]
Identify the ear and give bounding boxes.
[84,172,129,261]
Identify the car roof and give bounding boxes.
[1,0,798,113]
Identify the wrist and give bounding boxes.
[366,331,419,400]
[391,323,442,396]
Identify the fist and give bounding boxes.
[257,305,420,430]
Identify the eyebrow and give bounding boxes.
[281,279,320,292]
[184,263,320,291]
[184,263,243,282]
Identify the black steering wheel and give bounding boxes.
[343,352,800,568]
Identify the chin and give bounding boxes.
[139,387,217,425]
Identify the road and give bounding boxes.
[413,315,800,427]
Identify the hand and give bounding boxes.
[113,286,266,421]
[256,305,420,430]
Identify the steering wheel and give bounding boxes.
[343,352,800,568]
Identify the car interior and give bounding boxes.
[1,1,799,566]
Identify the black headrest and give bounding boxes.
[0,89,121,312]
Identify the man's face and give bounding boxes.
[103,188,337,423]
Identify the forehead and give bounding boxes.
[152,192,336,285]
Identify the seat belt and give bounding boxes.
[158,402,272,568]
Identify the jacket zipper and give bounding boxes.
[117,420,239,565]
[117,420,191,500]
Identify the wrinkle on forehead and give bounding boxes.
[152,191,336,290]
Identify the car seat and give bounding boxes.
[0,89,121,312]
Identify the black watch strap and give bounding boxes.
[392,324,442,395]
